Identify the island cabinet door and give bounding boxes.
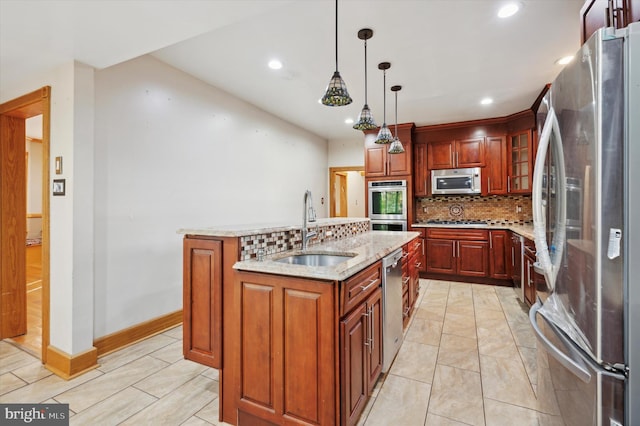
[183,238,222,368]
[340,303,368,426]
[366,287,383,395]
[235,273,336,426]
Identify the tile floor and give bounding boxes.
[1,279,542,426]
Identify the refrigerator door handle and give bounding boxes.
[529,299,592,383]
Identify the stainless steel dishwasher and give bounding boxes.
[382,248,404,372]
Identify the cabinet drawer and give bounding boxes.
[341,261,382,316]
[427,228,488,241]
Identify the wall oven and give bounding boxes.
[368,180,407,231]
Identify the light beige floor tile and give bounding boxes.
[425,412,471,425]
[200,367,220,381]
[120,375,217,425]
[182,417,213,426]
[68,386,156,425]
[0,368,103,403]
[476,325,519,359]
[425,280,450,293]
[162,325,183,340]
[508,317,537,348]
[442,312,477,339]
[474,309,508,330]
[518,346,537,385]
[56,355,168,412]
[428,364,484,426]
[134,358,208,398]
[472,290,502,311]
[97,334,176,373]
[11,360,54,383]
[405,317,443,346]
[194,397,219,424]
[483,398,539,426]
[149,339,184,364]
[437,333,479,372]
[364,375,430,426]
[422,291,449,306]
[479,355,537,410]
[389,340,438,384]
[445,303,475,316]
[415,304,446,322]
[0,343,38,374]
[0,373,26,395]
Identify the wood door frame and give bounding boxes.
[0,87,51,362]
[329,166,364,218]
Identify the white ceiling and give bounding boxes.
[0,0,584,141]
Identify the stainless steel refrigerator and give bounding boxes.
[530,23,639,426]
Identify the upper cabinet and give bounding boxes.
[427,137,485,170]
[484,136,507,195]
[364,123,414,178]
[580,0,640,43]
[508,130,532,194]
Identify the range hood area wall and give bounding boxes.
[93,54,329,338]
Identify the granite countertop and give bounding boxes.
[233,230,420,281]
[411,222,535,240]
[178,217,369,237]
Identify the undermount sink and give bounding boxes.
[275,252,356,267]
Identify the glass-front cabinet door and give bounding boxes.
[509,130,532,193]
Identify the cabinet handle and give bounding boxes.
[449,145,453,166]
[488,177,491,192]
[369,306,374,354]
[360,278,378,293]
[403,276,410,285]
[507,177,511,192]
[511,246,515,265]
[456,151,459,167]
[403,307,410,318]
[415,262,422,268]
[489,236,493,250]
[402,252,410,259]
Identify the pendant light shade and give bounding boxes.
[375,62,394,144]
[353,29,377,130]
[321,0,352,107]
[388,85,405,154]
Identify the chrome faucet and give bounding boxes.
[302,190,317,250]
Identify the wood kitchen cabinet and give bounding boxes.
[341,286,383,425]
[413,142,429,197]
[426,228,489,278]
[364,123,414,178]
[523,238,545,306]
[234,271,337,425]
[183,237,222,368]
[580,0,640,44]
[427,137,485,170]
[401,237,422,329]
[484,136,508,195]
[489,230,509,280]
[508,130,533,194]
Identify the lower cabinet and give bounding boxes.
[489,230,509,279]
[340,286,382,426]
[183,237,222,368]
[426,228,489,277]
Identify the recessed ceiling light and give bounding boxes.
[481,97,494,105]
[498,2,520,18]
[345,118,354,124]
[556,55,574,65]
[268,59,283,70]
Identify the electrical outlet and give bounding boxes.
[516,205,522,213]
[423,207,428,213]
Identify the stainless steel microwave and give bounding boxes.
[431,167,481,195]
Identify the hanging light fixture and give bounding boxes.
[375,62,394,144]
[388,85,405,154]
[321,0,352,106]
[353,28,376,130]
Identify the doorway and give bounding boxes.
[329,167,365,218]
[0,87,50,362]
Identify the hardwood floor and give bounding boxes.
[10,244,42,357]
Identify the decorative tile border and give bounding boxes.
[240,220,370,260]
[415,195,533,224]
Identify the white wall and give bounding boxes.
[93,55,328,337]
[328,137,364,167]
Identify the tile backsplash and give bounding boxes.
[415,195,532,225]
[239,219,370,260]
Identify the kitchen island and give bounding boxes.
[178,218,420,425]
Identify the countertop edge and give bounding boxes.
[233,231,421,281]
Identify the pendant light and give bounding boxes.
[388,85,405,154]
[353,28,376,130]
[321,0,352,106]
[375,62,394,144]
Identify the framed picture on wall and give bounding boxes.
[53,179,65,196]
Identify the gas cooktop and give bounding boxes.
[425,219,488,226]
